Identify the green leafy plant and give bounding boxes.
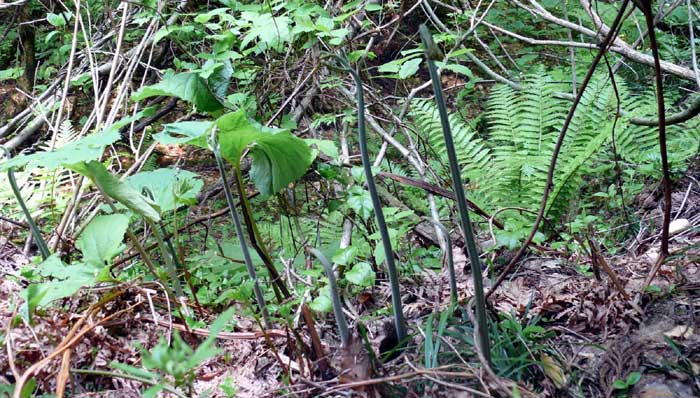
[611,371,641,397]
[410,74,700,245]
[20,213,127,321]
[104,308,235,397]
[210,128,270,327]
[490,312,555,382]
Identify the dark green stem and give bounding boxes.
[335,56,406,343]
[307,247,349,346]
[419,24,491,364]
[1,146,50,260]
[209,129,270,328]
[141,188,184,297]
[234,166,289,301]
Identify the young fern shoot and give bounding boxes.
[209,128,270,329]
[307,247,349,347]
[335,56,407,344]
[419,24,491,364]
[1,146,50,260]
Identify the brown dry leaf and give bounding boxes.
[339,333,372,392]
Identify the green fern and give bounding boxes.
[408,73,700,234]
[618,89,700,168]
[410,98,491,183]
[0,120,78,220]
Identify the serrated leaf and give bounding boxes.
[131,71,223,112]
[347,187,372,220]
[345,262,375,287]
[76,214,130,267]
[240,12,291,51]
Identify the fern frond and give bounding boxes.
[409,99,491,181]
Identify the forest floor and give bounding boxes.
[1,164,699,398]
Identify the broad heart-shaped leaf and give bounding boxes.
[127,168,203,212]
[131,71,223,113]
[76,214,130,267]
[69,161,161,222]
[215,110,312,196]
[345,262,376,287]
[0,130,119,172]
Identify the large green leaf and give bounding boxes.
[345,262,376,287]
[70,161,161,222]
[153,110,311,197]
[131,71,223,113]
[153,121,214,145]
[128,168,203,212]
[0,130,119,172]
[76,214,130,267]
[215,110,312,196]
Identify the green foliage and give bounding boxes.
[345,262,375,287]
[411,98,491,181]
[0,130,119,172]
[411,73,700,246]
[20,213,129,318]
[611,371,641,397]
[490,312,554,381]
[71,161,161,222]
[158,110,312,197]
[618,92,700,169]
[76,214,130,267]
[422,308,451,368]
[127,168,203,213]
[131,71,224,113]
[111,308,235,397]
